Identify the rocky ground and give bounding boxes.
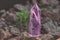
[0,0,60,40]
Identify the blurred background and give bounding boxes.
[0,0,60,40]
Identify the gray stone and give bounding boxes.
[9,26,20,35]
[41,0,58,5]
[0,20,7,27]
[14,4,32,11]
[42,16,60,36]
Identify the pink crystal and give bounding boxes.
[29,3,41,37]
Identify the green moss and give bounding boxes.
[16,9,29,30]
